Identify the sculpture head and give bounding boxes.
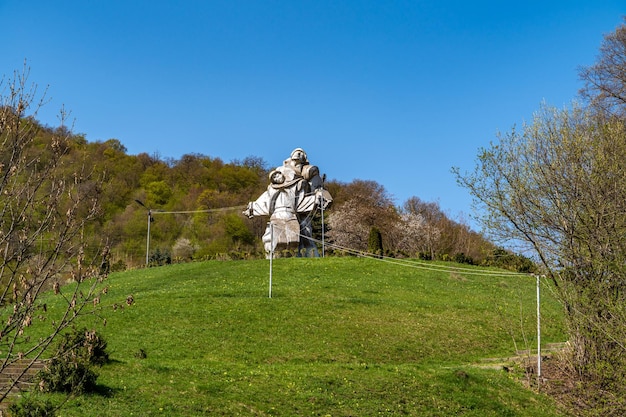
[269,170,285,184]
[290,148,307,164]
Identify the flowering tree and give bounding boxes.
[326,199,371,251]
[395,212,429,256]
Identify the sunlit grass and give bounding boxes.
[35,257,566,416]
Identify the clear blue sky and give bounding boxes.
[1,1,624,224]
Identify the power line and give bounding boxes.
[269,222,529,278]
[150,205,246,215]
[142,202,529,278]
[324,240,528,277]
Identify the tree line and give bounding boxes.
[18,122,530,271]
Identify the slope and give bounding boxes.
[42,257,566,416]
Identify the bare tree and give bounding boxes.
[454,103,626,413]
[579,19,626,118]
[0,65,110,402]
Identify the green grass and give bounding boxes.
[35,257,566,416]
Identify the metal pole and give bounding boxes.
[135,200,152,267]
[320,175,326,258]
[146,210,151,267]
[321,195,325,258]
[269,222,273,298]
[536,274,542,385]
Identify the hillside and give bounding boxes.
[37,257,565,416]
[4,117,506,269]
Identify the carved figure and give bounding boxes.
[244,148,332,257]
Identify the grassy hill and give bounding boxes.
[38,257,566,416]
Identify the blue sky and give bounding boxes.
[1,1,624,225]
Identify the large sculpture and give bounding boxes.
[243,148,332,257]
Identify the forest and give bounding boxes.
[19,118,530,272]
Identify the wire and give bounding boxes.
[150,205,246,215]
[269,221,529,278]
[144,200,529,278]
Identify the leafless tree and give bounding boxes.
[0,65,110,402]
[579,19,626,118]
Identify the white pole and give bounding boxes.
[269,222,273,298]
[146,210,151,267]
[536,274,542,385]
[321,195,325,258]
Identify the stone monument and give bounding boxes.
[243,148,332,257]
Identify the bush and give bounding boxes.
[39,360,97,395]
[453,252,474,265]
[149,248,171,266]
[38,328,108,394]
[109,259,127,272]
[8,392,56,417]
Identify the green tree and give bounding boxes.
[145,180,173,206]
[223,213,255,247]
[367,227,383,257]
[454,103,626,414]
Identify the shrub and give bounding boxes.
[149,248,171,266]
[38,328,108,394]
[417,252,432,260]
[453,252,474,265]
[7,393,56,417]
[109,259,127,272]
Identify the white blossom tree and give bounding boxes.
[326,199,370,251]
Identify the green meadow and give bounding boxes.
[37,257,566,416]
